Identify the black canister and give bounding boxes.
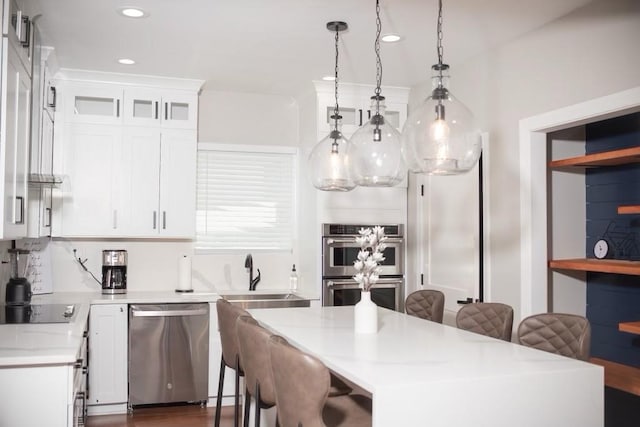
[5,248,32,306]
[5,277,32,306]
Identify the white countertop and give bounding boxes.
[0,289,314,368]
[251,306,604,427]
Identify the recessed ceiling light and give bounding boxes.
[381,34,402,43]
[118,58,136,65]
[119,7,147,18]
[322,76,336,81]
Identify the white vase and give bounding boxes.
[354,290,378,334]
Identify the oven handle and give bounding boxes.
[325,237,404,245]
[326,280,402,289]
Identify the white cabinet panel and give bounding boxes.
[159,129,197,237]
[0,365,71,427]
[1,37,30,239]
[120,126,161,235]
[123,88,198,129]
[119,127,195,237]
[57,123,120,237]
[88,304,128,406]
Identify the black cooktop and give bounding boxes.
[0,304,76,324]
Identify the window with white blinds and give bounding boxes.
[196,143,297,252]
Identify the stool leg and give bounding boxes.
[234,359,241,427]
[214,357,226,427]
[243,387,251,427]
[254,383,261,427]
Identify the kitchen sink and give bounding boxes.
[219,293,310,309]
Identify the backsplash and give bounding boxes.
[45,239,305,295]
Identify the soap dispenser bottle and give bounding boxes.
[289,264,298,291]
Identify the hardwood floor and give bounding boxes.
[86,404,236,427]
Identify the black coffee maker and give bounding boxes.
[5,247,32,306]
[102,250,127,294]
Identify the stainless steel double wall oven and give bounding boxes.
[322,223,405,312]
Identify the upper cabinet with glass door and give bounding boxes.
[61,83,123,125]
[314,81,408,138]
[123,88,198,129]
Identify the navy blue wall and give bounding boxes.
[586,112,640,366]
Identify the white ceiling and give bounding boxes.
[23,0,594,96]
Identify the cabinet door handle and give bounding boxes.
[15,196,24,224]
[44,207,51,227]
[358,109,363,126]
[20,16,30,47]
[48,86,56,109]
[116,99,120,117]
[153,211,157,229]
[162,211,167,230]
[164,102,168,121]
[155,101,159,120]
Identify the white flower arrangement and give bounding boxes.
[353,226,387,292]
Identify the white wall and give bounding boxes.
[46,89,306,296]
[408,0,640,320]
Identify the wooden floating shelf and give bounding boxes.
[549,146,640,168]
[549,258,640,276]
[590,357,640,397]
[619,321,640,335]
[618,205,640,215]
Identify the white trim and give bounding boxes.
[481,132,492,303]
[197,142,297,155]
[519,86,640,319]
[55,68,204,92]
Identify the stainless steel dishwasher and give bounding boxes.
[128,303,209,407]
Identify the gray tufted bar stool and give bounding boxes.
[517,313,591,361]
[268,335,371,427]
[215,299,251,427]
[405,289,445,323]
[456,302,514,341]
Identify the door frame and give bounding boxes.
[518,86,640,320]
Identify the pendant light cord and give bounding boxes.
[437,0,444,66]
[374,0,382,115]
[333,27,340,132]
[436,0,444,82]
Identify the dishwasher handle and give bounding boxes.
[131,308,208,317]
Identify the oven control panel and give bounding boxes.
[323,223,403,237]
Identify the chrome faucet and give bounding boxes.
[245,254,261,291]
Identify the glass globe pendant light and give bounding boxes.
[348,0,406,187]
[401,0,482,175]
[308,22,355,192]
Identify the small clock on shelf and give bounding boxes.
[594,239,611,259]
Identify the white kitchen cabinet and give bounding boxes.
[27,42,58,238]
[119,127,196,237]
[54,122,122,237]
[88,304,128,414]
[0,36,30,239]
[123,87,198,129]
[27,110,54,237]
[52,73,202,238]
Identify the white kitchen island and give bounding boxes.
[250,306,604,427]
